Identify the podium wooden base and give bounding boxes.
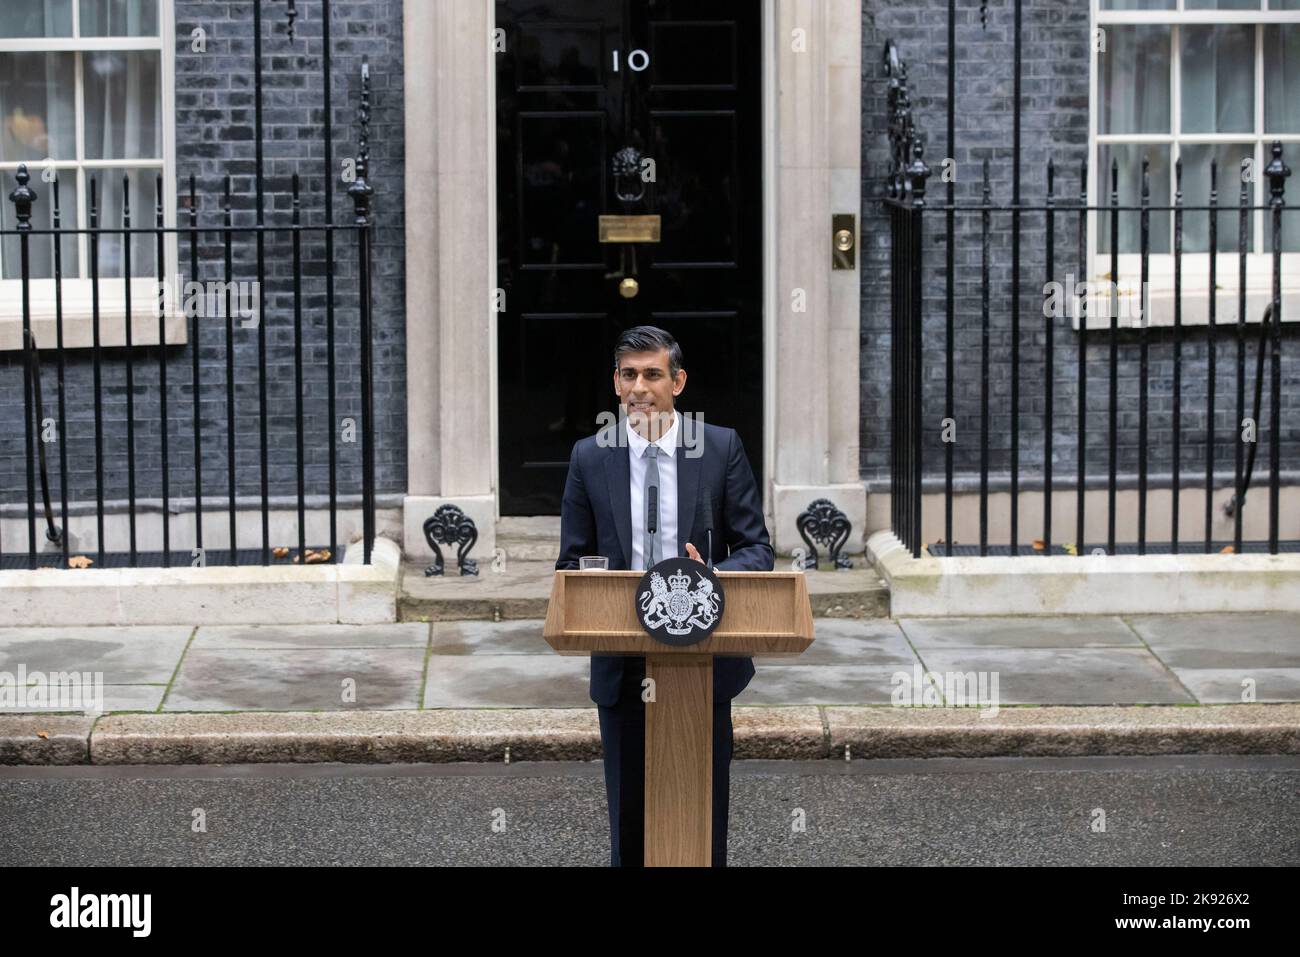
[644,654,712,867]
[543,570,814,869]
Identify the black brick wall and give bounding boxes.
[860,0,1299,492]
[1,0,406,508]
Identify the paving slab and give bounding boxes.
[0,626,193,684]
[430,620,554,655]
[736,665,917,706]
[900,617,1143,649]
[1125,613,1300,668]
[163,647,427,712]
[754,619,915,666]
[2,685,167,714]
[915,648,1196,705]
[1169,668,1300,705]
[192,623,430,650]
[422,655,590,709]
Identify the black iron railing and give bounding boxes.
[884,34,1295,560]
[1,1,377,571]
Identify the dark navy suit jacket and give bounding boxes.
[555,411,775,707]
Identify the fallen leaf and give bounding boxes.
[1063,542,1079,556]
[68,555,93,569]
[305,549,331,565]
[1031,539,1046,552]
[36,730,49,740]
[1220,545,1235,554]
[273,546,290,559]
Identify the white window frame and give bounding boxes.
[1084,0,1300,331]
[0,0,182,350]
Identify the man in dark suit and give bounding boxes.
[555,325,774,867]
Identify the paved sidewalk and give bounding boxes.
[3,614,1298,764]
[1,613,1297,714]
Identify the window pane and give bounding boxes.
[0,53,76,162]
[0,0,73,37]
[1184,0,1261,9]
[1265,26,1300,135]
[0,167,80,280]
[83,51,162,160]
[87,167,160,278]
[1098,145,1171,255]
[1100,1,1175,9]
[1273,0,1300,10]
[1179,143,1256,254]
[1265,145,1298,252]
[1100,27,1171,135]
[78,0,158,37]
[1182,26,1254,135]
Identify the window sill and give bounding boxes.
[1071,286,1299,331]
[0,280,190,351]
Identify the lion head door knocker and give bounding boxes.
[605,147,649,298]
[635,558,726,647]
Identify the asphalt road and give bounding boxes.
[2,756,1298,867]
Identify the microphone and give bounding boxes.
[700,487,714,571]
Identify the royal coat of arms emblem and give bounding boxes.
[635,558,726,646]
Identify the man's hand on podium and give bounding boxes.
[685,542,704,563]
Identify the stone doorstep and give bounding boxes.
[2,704,1297,766]
[869,531,1300,617]
[398,560,890,622]
[0,538,404,627]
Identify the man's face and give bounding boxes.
[613,348,687,440]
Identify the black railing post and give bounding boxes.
[188,175,203,558]
[1235,164,1249,553]
[349,59,377,565]
[156,174,170,566]
[10,164,39,568]
[1138,157,1150,556]
[53,175,71,569]
[1044,159,1055,553]
[908,142,929,559]
[1265,142,1290,555]
[944,0,955,557]
[1172,157,1183,554]
[1076,160,1088,554]
[323,0,340,564]
[1205,160,1218,554]
[980,158,992,556]
[1010,0,1023,555]
[90,178,106,567]
[1108,159,1119,556]
[123,175,138,564]
[253,0,271,565]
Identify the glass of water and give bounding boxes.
[580,556,610,571]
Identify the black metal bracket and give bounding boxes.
[423,505,479,577]
[796,499,854,571]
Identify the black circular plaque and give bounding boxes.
[634,558,726,647]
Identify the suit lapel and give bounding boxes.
[676,412,700,556]
[603,428,633,569]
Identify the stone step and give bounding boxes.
[399,559,890,622]
[495,517,564,562]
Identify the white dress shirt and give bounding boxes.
[627,410,679,571]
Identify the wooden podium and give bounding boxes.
[544,570,815,866]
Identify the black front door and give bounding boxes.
[496,0,764,515]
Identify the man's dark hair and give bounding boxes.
[613,325,684,378]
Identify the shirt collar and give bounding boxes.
[626,409,679,460]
